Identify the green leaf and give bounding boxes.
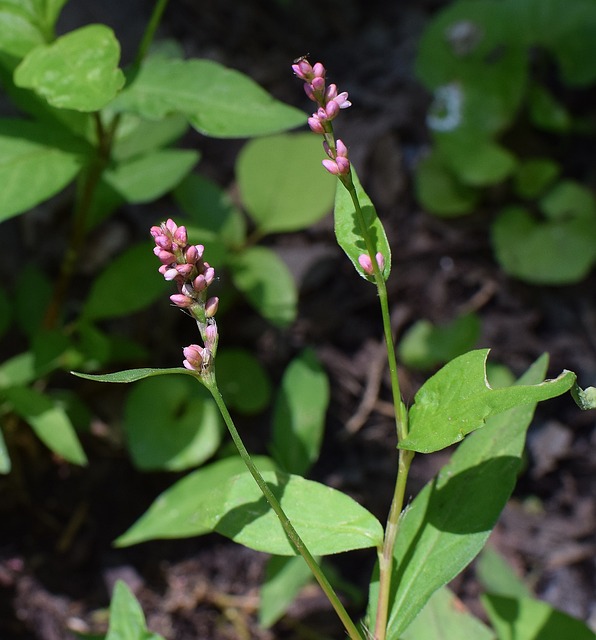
[398,313,481,370]
[401,586,495,640]
[72,368,193,384]
[82,243,168,320]
[527,82,571,132]
[4,385,87,465]
[116,461,383,555]
[111,113,189,162]
[215,349,271,414]
[0,3,45,59]
[215,470,383,555]
[415,152,480,217]
[229,246,297,327]
[259,555,313,628]
[375,355,554,638]
[513,158,560,199]
[270,348,329,475]
[334,166,391,281]
[14,24,124,111]
[103,148,198,203]
[475,546,532,599]
[111,56,305,137]
[123,375,222,471]
[0,352,35,388]
[436,134,517,186]
[106,580,165,640]
[14,264,53,336]
[400,349,575,453]
[491,201,596,284]
[174,173,246,248]
[0,428,10,474]
[0,118,86,222]
[482,594,595,640]
[237,133,335,233]
[114,456,278,546]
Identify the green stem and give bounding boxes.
[134,0,170,66]
[204,374,364,640]
[338,175,414,640]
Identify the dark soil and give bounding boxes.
[1,1,595,638]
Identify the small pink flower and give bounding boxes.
[311,76,325,93]
[183,344,204,371]
[170,293,194,308]
[334,92,351,109]
[205,296,219,318]
[358,254,374,274]
[175,264,194,278]
[204,266,215,286]
[162,267,179,281]
[308,115,325,134]
[375,252,385,271]
[336,139,348,157]
[324,100,340,120]
[173,225,188,246]
[312,62,326,78]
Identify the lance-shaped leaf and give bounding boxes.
[72,367,194,384]
[369,355,557,638]
[400,349,575,453]
[14,24,125,112]
[334,166,391,282]
[106,580,165,640]
[111,56,305,137]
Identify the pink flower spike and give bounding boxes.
[358,254,374,275]
[183,344,204,371]
[170,293,194,308]
[205,296,219,318]
[376,252,385,271]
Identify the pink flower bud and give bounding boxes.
[358,254,374,275]
[165,219,177,235]
[193,274,207,291]
[176,264,194,277]
[323,141,334,158]
[325,100,340,119]
[163,267,180,281]
[335,156,350,174]
[184,244,198,264]
[322,159,340,175]
[334,92,351,109]
[376,252,385,271]
[312,62,326,78]
[308,115,325,134]
[173,225,188,246]
[311,76,325,93]
[205,323,218,348]
[154,235,171,250]
[325,84,338,101]
[205,296,219,318]
[156,250,176,265]
[292,59,313,80]
[204,266,215,286]
[170,293,194,308]
[336,139,348,157]
[150,225,162,238]
[183,344,204,371]
[304,83,315,101]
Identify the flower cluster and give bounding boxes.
[150,219,219,373]
[292,58,351,176]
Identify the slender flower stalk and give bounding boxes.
[293,59,413,640]
[151,220,363,640]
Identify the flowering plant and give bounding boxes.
[75,59,595,640]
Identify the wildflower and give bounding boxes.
[358,252,385,275]
[183,344,204,371]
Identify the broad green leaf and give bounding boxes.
[0,118,85,222]
[513,158,560,199]
[436,134,517,186]
[124,375,222,471]
[482,594,595,640]
[111,113,189,162]
[259,555,313,628]
[103,148,198,203]
[111,56,305,137]
[401,586,495,640]
[115,456,278,546]
[0,3,45,58]
[230,246,297,327]
[400,349,575,453]
[237,133,335,233]
[174,173,246,248]
[375,355,553,638]
[72,368,193,384]
[491,204,596,284]
[14,24,125,111]
[4,385,87,465]
[527,82,571,132]
[215,349,271,414]
[270,348,329,475]
[398,313,481,371]
[216,470,383,555]
[0,428,10,474]
[415,152,479,217]
[475,546,532,599]
[82,243,168,320]
[106,580,165,640]
[334,166,391,281]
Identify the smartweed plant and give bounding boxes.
[75,59,596,640]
